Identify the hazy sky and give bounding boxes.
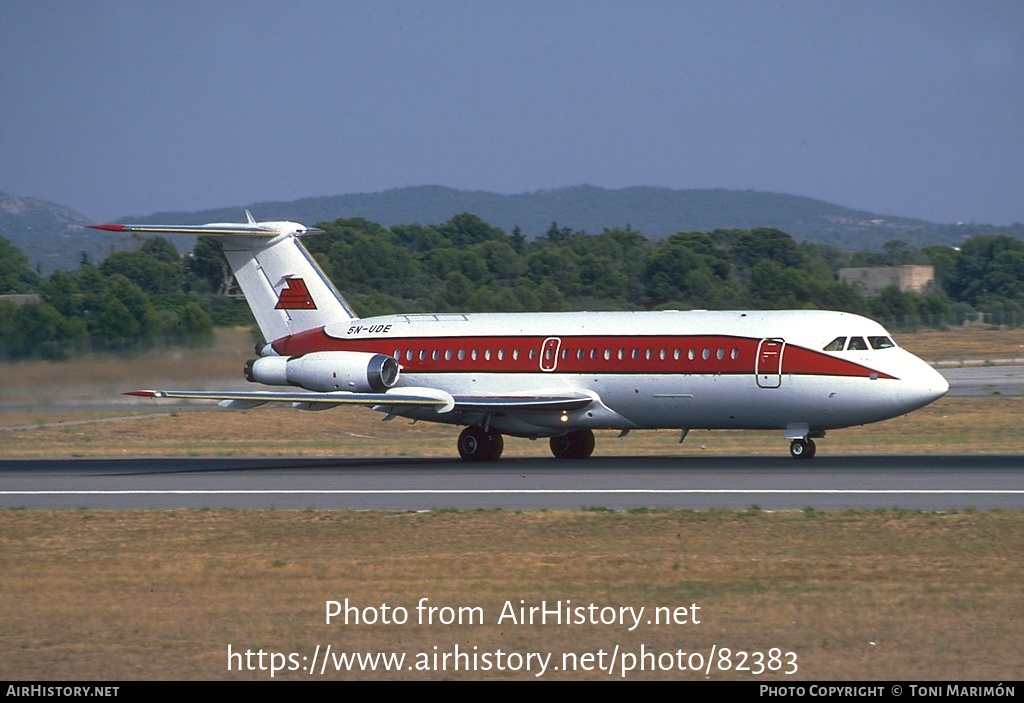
[2,1,1021,224]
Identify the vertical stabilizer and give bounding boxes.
[220,233,358,341]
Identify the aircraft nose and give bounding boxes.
[903,360,949,409]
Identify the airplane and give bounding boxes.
[89,212,949,461]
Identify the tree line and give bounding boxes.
[1,213,1023,359]
[0,235,217,359]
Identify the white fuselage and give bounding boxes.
[268,309,948,439]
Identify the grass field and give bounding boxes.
[1,327,1021,681]
[1,509,1021,680]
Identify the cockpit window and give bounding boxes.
[825,335,897,352]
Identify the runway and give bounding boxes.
[941,364,1024,396]
[2,454,1021,511]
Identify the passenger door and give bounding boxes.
[756,338,785,388]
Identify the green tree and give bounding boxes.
[185,236,230,294]
[100,248,182,295]
[0,236,41,293]
[948,235,1024,305]
[173,301,215,344]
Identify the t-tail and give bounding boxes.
[89,211,357,343]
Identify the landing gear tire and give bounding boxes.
[549,429,596,459]
[789,438,816,460]
[458,426,504,462]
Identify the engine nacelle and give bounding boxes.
[245,351,399,392]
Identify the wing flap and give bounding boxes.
[451,393,594,413]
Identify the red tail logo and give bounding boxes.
[274,278,317,310]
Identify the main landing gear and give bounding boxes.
[789,438,817,460]
[457,426,504,462]
[549,429,595,460]
[456,427,597,461]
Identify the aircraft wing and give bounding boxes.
[125,389,595,414]
[125,387,455,412]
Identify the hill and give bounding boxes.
[125,185,1014,251]
[0,193,119,274]
[7,186,1023,272]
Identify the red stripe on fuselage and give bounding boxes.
[271,327,896,379]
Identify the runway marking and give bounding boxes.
[3,489,1020,496]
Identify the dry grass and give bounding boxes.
[896,326,1024,362]
[1,509,1021,680]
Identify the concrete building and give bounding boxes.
[838,265,934,297]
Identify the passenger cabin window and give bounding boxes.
[823,337,846,352]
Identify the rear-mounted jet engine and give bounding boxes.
[245,351,399,392]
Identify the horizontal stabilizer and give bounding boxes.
[88,222,324,237]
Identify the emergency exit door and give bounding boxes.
[540,337,561,372]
